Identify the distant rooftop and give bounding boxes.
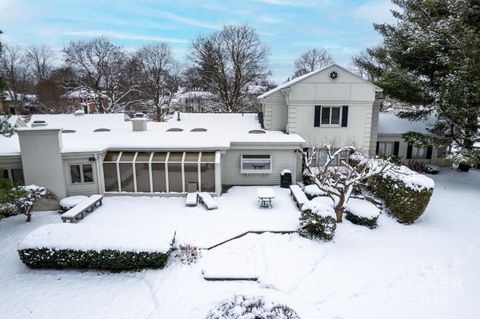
[378,112,436,135]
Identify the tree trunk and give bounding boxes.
[334,194,345,223]
[25,211,32,222]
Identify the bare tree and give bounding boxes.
[0,45,32,108]
[303,145,393,222]
[134,43,175,121]
[26,45,54,82]
[63,37,136,113]
[293,48,334,78]
[189,24,269,112]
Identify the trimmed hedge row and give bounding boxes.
[345,212,378,229]
[18,247,171,271]
[298,209,336,241]
[372,175,433,224]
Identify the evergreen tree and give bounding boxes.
[362,0,480,152]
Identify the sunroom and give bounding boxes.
[102,151,221,195]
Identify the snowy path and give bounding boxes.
[0,169,479,318]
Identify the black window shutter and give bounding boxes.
[426,146,433,159]
[314,105,321,127]
[341,105,349,127]
[393,142,400,156]
[406,144,413,159]
[376,142,379,155]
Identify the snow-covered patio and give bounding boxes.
[1,169,479,319]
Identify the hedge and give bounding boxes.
[18,247,171,271]
[372,174,433,224]
[345,212,378,229]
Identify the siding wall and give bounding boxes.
[221,146,300,186]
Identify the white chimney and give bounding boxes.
[131,113,147,131]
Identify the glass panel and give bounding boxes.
[103,163,118,192]
[321,107,330,124]
[201,152,215,163]
[152,152,167,162]
[169,152,183,162]
[168,163,183,192]
[70,165,82,183]
[119,152,136,162]
[184,152,199,163]
[136,152,151,162]
[104,152,120,162]
[242,159,271,171]
[11,169,24,186]
[331,107,340,124]
[119,163,135,192]
[201,163,215,192]
[184,163,198,192]
[83,164,93,182]
[135,163,150,192]
[152,163,166,192]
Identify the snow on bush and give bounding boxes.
[18,224,175,271]
[299,198,336,241]
[303,184,326,199]
[345,198,380,229]
[206,295,300,319]
[59,196,88,210]
[175,243,201,265]
[373,165,434,224]
[0,182,50,222]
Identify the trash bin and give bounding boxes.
[280,169,292,188]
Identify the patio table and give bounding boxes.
[257,187,275,208]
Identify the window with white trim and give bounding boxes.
[321,106,341,125]
[310,149,349,167]
[70,163,94,184]
[378,142,395,157]
[411,146,427,159]
[241,155,272,173]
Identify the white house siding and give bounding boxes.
[63,156,101,196]
[369,99,382,156]
[262,94,286,131]
[221,144,300,186]
[377,134,448,166]
[260,66,380,154]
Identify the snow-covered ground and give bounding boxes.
[1,169,479,319]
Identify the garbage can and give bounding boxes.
[280,169,292,188]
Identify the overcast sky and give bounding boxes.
[1,0,396,83]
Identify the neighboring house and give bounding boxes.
[377,112,447,166]
[0,92,39,115]
[0,112,304,207]
[171,90,218,113]
[258,64,384,165]
[62,89,109,114]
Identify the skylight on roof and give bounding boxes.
[248,129,266,134]
[167,128,183,132]
[190,128,207,132]
[93,128,111,132]
[62,129,76,133]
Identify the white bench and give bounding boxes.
[198,193,218,210]
[61,195,103,223]
[289,185,308,210]
[186,193,198,207]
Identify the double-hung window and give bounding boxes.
[411,146,427,159]
[321,106,341,125]
[241,155,272,174]
[378,142,394,157]
[70,163,94,184]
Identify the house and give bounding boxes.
[377,112,447,165]
[62,89,109,114]
[258,64,384,165]
[0,112,304,207]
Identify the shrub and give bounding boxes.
[345,198,380,229]
[18,248,170,271]
[206,295,300,319]
[372,166,434,224]
[175,243,200,265]
[299,198,336,241]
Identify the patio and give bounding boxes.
[81,186,300,248]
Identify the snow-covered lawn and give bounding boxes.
[1,169,479,318]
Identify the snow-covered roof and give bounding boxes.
[0,112,304,156]
[378,112,435,135]
[258,63,382,99]
[62,89,108,99]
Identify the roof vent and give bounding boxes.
[167,128,183,132]
[74,110,85,116]
[32,120,47,127]
[134,112,145,118]
[190,128,207,132]
[62,129,76,133]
